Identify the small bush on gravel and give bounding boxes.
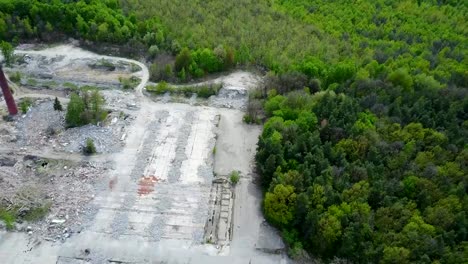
[229,170,240,185]
[83,138,97,155]
[0,208,16,230]
[19,98,32,114]
[23,203,51,222]
[9,71,21,83]
[119,76,140,90]
[53,97,63,111]
[146,82,221,98]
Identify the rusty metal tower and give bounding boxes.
[0,65,18,115]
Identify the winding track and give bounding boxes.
[14,46,149,97]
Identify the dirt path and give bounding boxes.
[14,45,149,98]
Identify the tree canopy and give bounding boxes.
[257,89,467,262]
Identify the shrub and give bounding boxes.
[243,113,261,124]
[66,91,106,128]
[83,138,97,155]
[181,83,222,98]
[27,79,38,86]
[66,93,85,127]
[119,76,140,90]
[53,97,63,111]
[63,82,79,91]
[146,81,173,94]
[195,84,220,98]
[175,47,193,72]
[0,41,13,67]
[229,170,240,185]
[289,242,304,259]
[19,98,32,114]
[90,59,116,71]
[147,82,221,98]
[0,209,15,230]
[148,45,160,57]
[9,71,21,83]
[23,203,51,222]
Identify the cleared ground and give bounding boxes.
[0,45,289,263]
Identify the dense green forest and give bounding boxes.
[0,0,142,43]
[120,0,467,87]
[253,1,467,263]
[1,0,467,263]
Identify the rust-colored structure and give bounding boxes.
[0,65,18,115]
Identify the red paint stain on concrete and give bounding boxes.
[138,176,160,196]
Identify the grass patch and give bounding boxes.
[130,63,141,73]
[119,76,141,90]
[9,71,21,83]
[243,113,261,124]
[43,80,58,89]
[27,78,38,86]
[0,208,16,230]
[147,82,222,98]
[63,82,79,91]
[89,59,116,71]
[229,170,240,185]
[23,203,51,222]
[19,98,33,114]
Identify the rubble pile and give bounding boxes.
[0,156,106,241]
[14,99,130,154]
[57,123,123,154]
[16,99,65,148]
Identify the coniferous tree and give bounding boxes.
[53,97,63,111]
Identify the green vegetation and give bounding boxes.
[0,208,15,230]
[65,90,107,128]
[244,91,263,124]
[0,202,50,230]
[0,0,143,44]
[119,76,140,90]
[26,78,38,86]
[121,0,467,87]
[53,97,63,111]
[90,59,116,71]
[63,82,79,91]
[2,0,464,86]
[0,41,13,66]
[257,90,467,262]
[146,82,221,98]
[19,98,32,114]
[229,171,240,185]
[9,71,21,83]
[83,138,97,155]
[22,203,50,222]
